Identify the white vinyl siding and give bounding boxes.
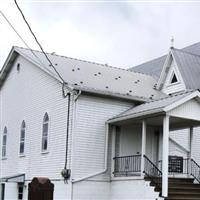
[0,55,70,180]
[72,95,133,180]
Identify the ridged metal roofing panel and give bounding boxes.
[14,46,164,100]
[172,48,200,90]
[130,42,200,85]
[111,90,194,120]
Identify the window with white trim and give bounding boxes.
[41,113,49,151]
[19,121,26,155]
[2,127,7,158]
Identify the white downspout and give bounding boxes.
[72,122,109,183]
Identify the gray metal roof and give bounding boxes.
[130,55,166,81]
[172,48,200,90]
[8,46,164,100]
[109,90,194,122]
[130,42,200,82]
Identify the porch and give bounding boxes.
[108,91,200,197]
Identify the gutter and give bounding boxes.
[72,122,109,183]
[107,108,165,124]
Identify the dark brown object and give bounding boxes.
[28,177,54,200]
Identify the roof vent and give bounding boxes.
[105,86,109,89]
[98,72,101,75]
[80,81,83,84]
[72,69,75,72]
[115,78,118,80]
[94,74,97,76]
[77,68,80,70]
[129,90,132,93]
[55,63,58,66]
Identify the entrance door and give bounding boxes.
[28,177,54,200]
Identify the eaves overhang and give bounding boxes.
[108,90,200,124]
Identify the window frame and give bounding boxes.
[18,183,23,200]
[2,127,7,159]
[19,120,26,156]
[41,113,49,153]
[168,71,180,87]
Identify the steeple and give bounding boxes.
[170,36,174,48]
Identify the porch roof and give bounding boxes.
[0,174,25,183]
[108,90,200,123]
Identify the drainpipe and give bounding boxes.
[61,83,81,182]
[72,122,109,183]
[61,92,71,181]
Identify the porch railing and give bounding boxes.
[191,159,200,183]
[113,155,141,177]
[143,155,162,191]
[158,158,190,175]
[113,155,200,184]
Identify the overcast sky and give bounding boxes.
[1,1,200,70]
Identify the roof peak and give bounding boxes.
[132,41,200,70]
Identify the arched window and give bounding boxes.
[42,113,49,151]
[19,121,26,155]
[2,127,7,157]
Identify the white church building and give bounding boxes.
[1,42,200,200]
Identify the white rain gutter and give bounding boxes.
[107,107,165,124]
[72,122,109,183]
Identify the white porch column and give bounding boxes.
[189,127,193,158]
[111,125,116,178]
[162,115,169,197]
[141,120,146,177]
[188,127,193,176]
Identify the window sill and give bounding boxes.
[1,157,7,160]
[19,154,26,158]
[41,151,49,155]
[167,81,180,87]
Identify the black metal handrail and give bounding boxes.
[144,155,162,190]
[113,155,141,177]
[158,158,190,175]
[191,159,200,183]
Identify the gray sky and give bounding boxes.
[1,1,200,70]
